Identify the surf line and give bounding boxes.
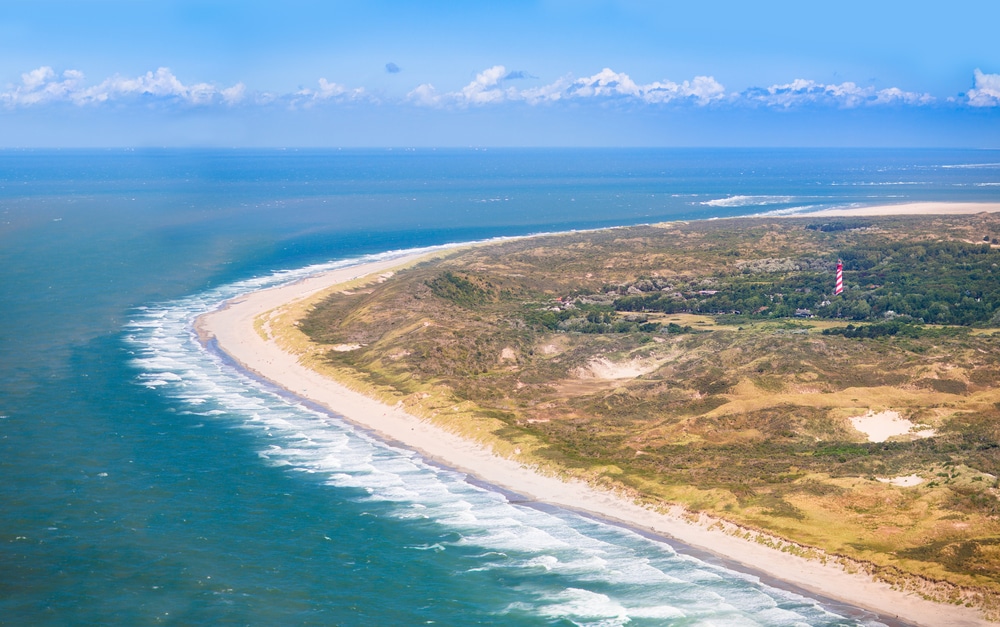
[193,239,981,626]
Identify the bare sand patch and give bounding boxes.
[849,410,936,443]
[575,356,661,380]
[331,343,364,352]
[877,475,925,487]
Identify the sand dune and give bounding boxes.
[197,215,994,626]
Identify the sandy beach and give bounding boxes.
[802,201,1000,217]
[197,204,1000,626]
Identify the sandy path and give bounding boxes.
[196,230,994,627]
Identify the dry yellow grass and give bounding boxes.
[283,218,1000,614]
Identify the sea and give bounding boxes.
[2,148,999,626]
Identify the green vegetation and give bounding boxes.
[612,239,1000,324]
[426,271,514,307]
[524,304,666,334]
[821,320,925,339]
[294,214,1000,610]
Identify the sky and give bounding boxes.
[1,0,999,148]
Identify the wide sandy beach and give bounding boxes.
[801,201,1000,217]
[197,202,1000,626]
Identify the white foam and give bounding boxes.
[700,195,795,208]
[940,162,1000,169]
[750,204,821,217]
[123,246,865,626]
[831,181,930,186]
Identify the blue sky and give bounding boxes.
[2,0,998,147]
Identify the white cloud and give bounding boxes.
[317,78,346,99]
[458,65,508,104]
[253,91,279,105]
[967,69,1000,107]
[22,66,61,91]
[521,68,724,105]
[406,83,442,107]
[742,79,933,108]
[1,66,247,108]
[290,78,367,108]
[642,75,726,104]
[568,68,642,99]
[220,83,247,105]
[410,66,515,107]
[1,65,983,113]
[517,76,572,104]
[406,66,726,108]
[0,67,84,106]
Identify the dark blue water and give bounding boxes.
[2,149,998,626]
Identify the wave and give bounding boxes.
[700,195,795,208]
[829,181,930,186]
[940,163,1000,169]
[124,244,880,626]
[747,205,823,217]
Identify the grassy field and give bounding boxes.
[288,215,1000,611]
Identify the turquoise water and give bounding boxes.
[3,149,999,625]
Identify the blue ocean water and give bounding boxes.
[2,148,999,626]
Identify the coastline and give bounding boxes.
[797,201,1000,217]
[196,203,999,626]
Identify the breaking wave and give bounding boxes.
[700,195,796,208]
[124,246,885,626]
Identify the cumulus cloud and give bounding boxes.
[406,65,726,107]
[220,82,247,106]
[408,66,513,107]
[0,66,246,108]
[967,69,1000,107]
[1,67,85,106]
[517,76,573,104]
[529,68,725,105]
[2,64,986,113]
[458,65,509,104]
[290,78,367,108]
[634,75,726,104]
[406,83,442,107]
[566,68,642,98]
[741,79,933,108]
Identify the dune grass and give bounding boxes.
[281,215,1000,611]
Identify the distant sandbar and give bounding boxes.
[801,201,1000,217]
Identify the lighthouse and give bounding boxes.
[835,259,844,295]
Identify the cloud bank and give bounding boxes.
[1,66,246,107]
[407,66,726,107]
[741,79,935,108]
[3,65,996,112]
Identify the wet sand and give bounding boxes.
[197,218,995,626]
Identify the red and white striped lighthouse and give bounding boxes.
[834,259,844,295]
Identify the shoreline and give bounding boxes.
[196,203,999,626]
[204,333,898,625]
[202,329,905,626]
[791,201,1000,218]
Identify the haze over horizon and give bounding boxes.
[2,0,998,148]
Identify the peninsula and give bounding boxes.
[199,203,1000,625]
